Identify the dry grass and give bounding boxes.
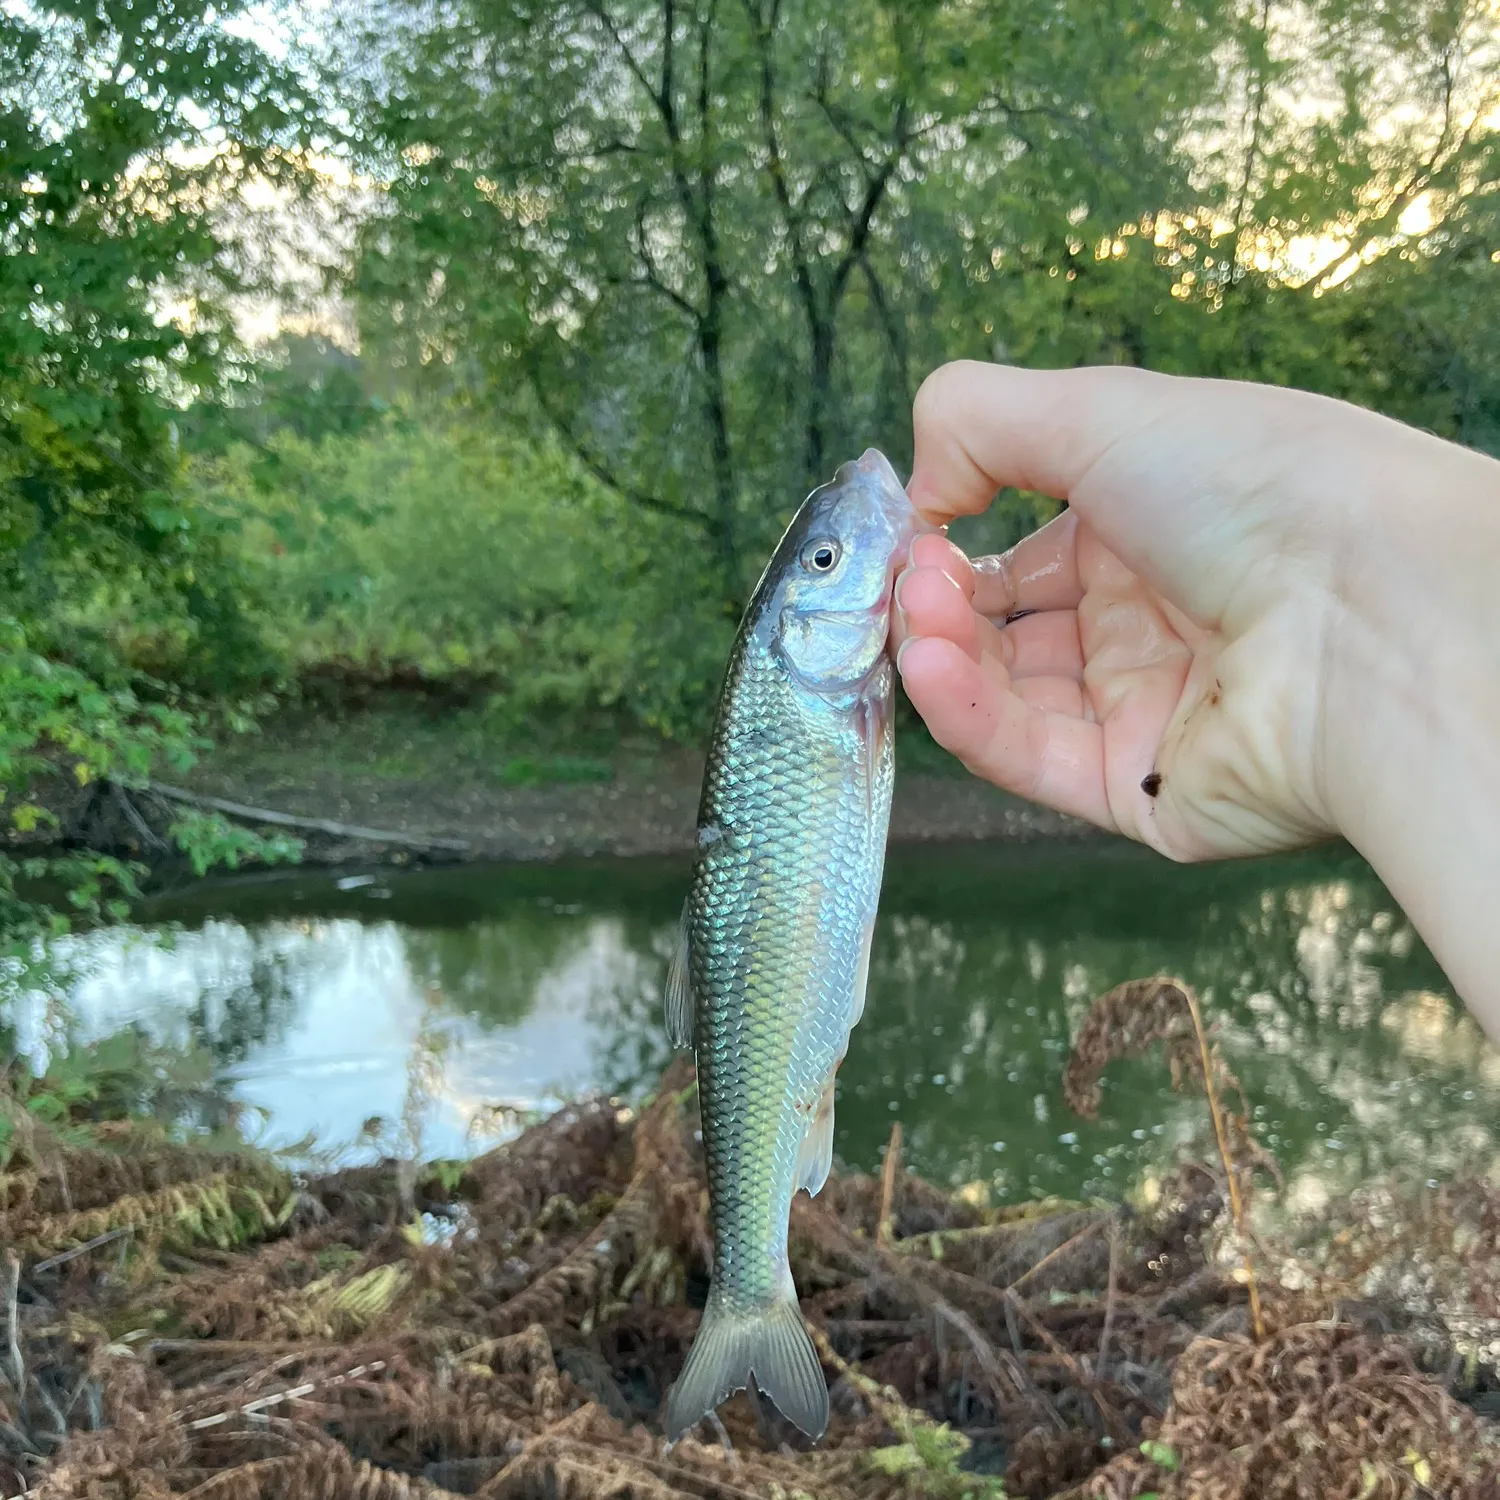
[0,978,1495,1499]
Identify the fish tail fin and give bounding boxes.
[665,1281,828,1443]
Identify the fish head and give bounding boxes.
[766,449,928,695]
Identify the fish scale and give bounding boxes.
[694,686,880,1299]
[663,449,920,1443]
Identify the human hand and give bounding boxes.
[892,361,1497,864]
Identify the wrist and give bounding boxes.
[1319,428,1500,1036]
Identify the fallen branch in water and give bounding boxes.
[144,782,470,854]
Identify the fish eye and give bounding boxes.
[802,538,841,574]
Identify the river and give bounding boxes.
[3,837,1495,1214]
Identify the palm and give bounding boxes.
[895,517,1336,860]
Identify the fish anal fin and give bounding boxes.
[663,899,694,1049]
[795,1072,838,1198]
[849,914,875,1030]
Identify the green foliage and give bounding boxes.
[0,0,318,936]
[868,1415,1007,1497]
[3,0,1498,931]
[340,0,1226,599]
[338,0,1499,618]
[497,756,615,787]
[0,1028,248,1166]
[1,0,313,683]
[0,614,194,935]
[191,409,732,742]
[1140,1439,1180,1471]
[167,811,303,878]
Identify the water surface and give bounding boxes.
[3,838,1494,1210]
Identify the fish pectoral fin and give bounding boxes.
[663,899,694,1049]
[860,670,891,824]
[795,1074,838,1198]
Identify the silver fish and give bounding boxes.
[663,448,924,1442]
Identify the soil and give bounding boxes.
[171,709,1101,865]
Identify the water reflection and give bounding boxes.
[1,840,1494,1200]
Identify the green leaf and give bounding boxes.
[1140,1440,1180,1471]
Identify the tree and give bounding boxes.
[342,0,1224,605]
[344,0,1499,601]
[0,0,316,933]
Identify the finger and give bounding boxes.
[892,534,978,654]
[909,360,1171,522]
[893,566,980,660]
[896,635,1115,830]
[1014,675,1089,718]
[969,510,1084,619]
[997,610,1084,681]
[895,560,1086,683]
[907,361,1366,622]
[909,531,975,589]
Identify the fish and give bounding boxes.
[662,447,925,1443]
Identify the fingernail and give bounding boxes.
[895,634,917,673]
[894,570,911,609]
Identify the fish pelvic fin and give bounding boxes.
[665,1283,828,1443]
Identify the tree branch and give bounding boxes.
[522,361,709,529]
[1231,0,1273,247]
[145,783,471,853]
[745,0,820,336]
[629,196,703,321]
[582,1,662,108]
[831,102,908,302]
[1296,74,1492,296]
[859,249,910,407]
[812,87,884,179]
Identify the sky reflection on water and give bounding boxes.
[2,839,1494,1205]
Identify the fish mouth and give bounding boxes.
[839,447,934,560]
[811,447,934,614]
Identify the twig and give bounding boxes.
[31,1226,134,1274]
[930,1296,1026,1406]
[1182,982,1264,1341]
[1003,1214,1111,1293]
[110,780,168,852]
[1005,1289,1134,1437]
[998,1291,1062,1427]
[145,783,470,854]
[181,1360,387,1430]
[704,1409,739,1466]
[876,1120,901,1247]
[1097,1218,1119,1382]
[2,1253,21,1394]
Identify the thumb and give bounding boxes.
[907,360,1371,624]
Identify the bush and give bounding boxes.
[192,410,734,745]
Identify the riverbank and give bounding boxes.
[172,706,1099,864]
[3,983,1497,1499]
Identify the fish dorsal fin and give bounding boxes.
[795,1073,838,1197]
[663,899,694,1049]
